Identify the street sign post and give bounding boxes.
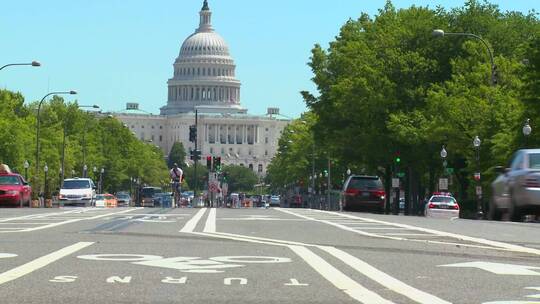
[392,178,400,189]
[439,178,449,190]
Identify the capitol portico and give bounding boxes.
[115,0,289,175]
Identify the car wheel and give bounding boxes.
[488,196,502,221]
[508,196,522,222]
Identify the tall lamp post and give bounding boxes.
[440,146,448,191]
[83,164,88,178]
[35,91,77,188]
[523,119,532,148]
[23,160,29,181]
[43,164,49,208]
[99,168,105,194]
[473,136,483,218]
[433,30,497,86]
[0,61,40,71]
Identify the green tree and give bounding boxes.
[222,165,258,193]
[168,142,187,169]
[183,163,208,191]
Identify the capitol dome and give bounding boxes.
[180,32,230,58]
[161,0,243,115]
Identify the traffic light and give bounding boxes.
[189,125,197,143]
[395,151,401,164]
[206,156,212,170]
[213,156,222,171]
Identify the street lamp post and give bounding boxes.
[71,169,76,178]
[83,164,88,178]
[523,119,532,148]
[93,166,97,182]
[0,61,41,71]
[43,164,49,208]
[433,29,497,86]
[35,91,77,190]
[99,168,105,194]
[440,146,448,191]
[23,160,29,181]
[473,136,483,218]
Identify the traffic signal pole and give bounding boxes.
[194,110,199,205]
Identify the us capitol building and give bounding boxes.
[115,1,289,175]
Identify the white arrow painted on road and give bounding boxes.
[439,261,540,276]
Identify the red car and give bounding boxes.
[0,173,32,207]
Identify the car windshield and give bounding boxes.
[117,194,129,199]
[430,196,456,203]
[96,195,105,200]
[348,178,383,190]
[529,153,540,169]
[0,176,20,185]
[142,188,161,197]
[62,180,91,189]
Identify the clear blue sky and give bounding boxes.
[1,0,537,118]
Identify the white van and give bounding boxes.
[59,178,96,207]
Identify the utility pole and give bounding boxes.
[194,110,199,205]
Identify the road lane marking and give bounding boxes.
[439,262,540,276]
[180,208,207,233]
[16,208,143,233]
[0,254,17,259]
[288,245,394,304]
[319,246,451,304]
[285,278,309,286]
[203,208,216,233]
[207,231,451,303]
[0,242,94,285]
[279,209,540,256]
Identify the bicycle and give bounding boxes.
[171,180,181,208]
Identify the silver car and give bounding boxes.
[490,149,540,221]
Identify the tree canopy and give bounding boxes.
[268,0,540,204]
[0,89,169,197]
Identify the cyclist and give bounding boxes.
[170,163,183,207]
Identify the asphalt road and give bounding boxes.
[0,207,539,304]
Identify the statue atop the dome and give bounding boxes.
[202,0,209,11]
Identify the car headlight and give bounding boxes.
[83,193,91,198]
[5,190,18,195]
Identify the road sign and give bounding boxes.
[392,178,400,188]
[209,181,220,193]
[439,178,448,190]
[439,261,540,276]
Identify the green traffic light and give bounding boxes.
[396,157,401,163]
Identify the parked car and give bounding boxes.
[95,194,117,208]
[59,178,96,207]
[342,175,386,213]
[490,149,540,221]
[0,173,32,207]
[140,187,162,207]
[116,192,131,207]
[424,195,460,218]
[269,195,280,207]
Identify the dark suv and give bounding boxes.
[342,175,386,212]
